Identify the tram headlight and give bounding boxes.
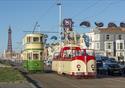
[77,64,81,69]
[91,64,95,71]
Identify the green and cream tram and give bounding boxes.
[22,33,44,72]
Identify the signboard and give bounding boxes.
[63,18,73,29]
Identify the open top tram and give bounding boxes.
[52,45,96,78]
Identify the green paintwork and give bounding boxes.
[23,60,44,71]
[24,42,44,45]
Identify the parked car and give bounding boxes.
[96,55,122,76]
[107,63,122,75]
[118,63,125,75]
[96,59,106,75]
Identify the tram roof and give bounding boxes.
[62,46,81,50]
[23,33,44,37]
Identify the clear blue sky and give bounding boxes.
[0,0,125,52]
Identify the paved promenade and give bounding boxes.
[0,82,36,88]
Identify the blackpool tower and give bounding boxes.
[7,26,12,52]
[6,26,12,59]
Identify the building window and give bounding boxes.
[106,35,110,40]
[118,35,122,40]
[120,43,123,49]
[95,42,100,50]
[33,37,39,42]
[117,43,123,50]
[89,37,92,42]
[89,43,92,46]
[95,34,100,41]
[105,43,112,49]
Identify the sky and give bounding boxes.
[0,0,125,53]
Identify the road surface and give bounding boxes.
[28,73,125,88]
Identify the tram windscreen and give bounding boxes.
[63,49,82,58]
[86,50,95,56]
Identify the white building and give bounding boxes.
[84,27,125,60]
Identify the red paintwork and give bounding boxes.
[71,72,96,78]
[61,46,81,51]
[53,46,95,63]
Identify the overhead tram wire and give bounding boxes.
[81,1,114,21]
[30,1,57,33]
[24,20,59,34]
[98,1,119,20]
[37,3,55,21]
[72,0,99,19]
[75,0,119,25]
[23,21,59,34]
[92,0,121,21]
[35,1,56,26]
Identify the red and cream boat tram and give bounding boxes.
[52,45,96,78]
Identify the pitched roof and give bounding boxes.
[98,27,125,33]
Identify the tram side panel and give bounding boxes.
[61,61,71,75]
[52,61,71,74]
[28,60,43,71]
[52,60,88,77]
[52,61,59,72]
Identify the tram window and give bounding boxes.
[76,50,82,56]
[63,50,72,58]
[72,50,82,57]
[82,51,85,55]
[33,54,39,60]
[72,50,75,57]
[63,51,67,58]
[86,50,94,56]
[40,36,43,42]
[40,52,43,60]
[27,37,31,43]
[27,53,32,60]
[33,37,39,42]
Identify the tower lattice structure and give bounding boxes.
[7,26,12,53]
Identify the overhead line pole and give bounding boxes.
[57,0,62,46]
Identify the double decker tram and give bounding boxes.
[22,33,44,72]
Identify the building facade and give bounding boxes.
[84,27,125,60]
